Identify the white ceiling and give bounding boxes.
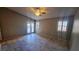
[8,7,77,20]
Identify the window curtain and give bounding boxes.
[58,16,74,41]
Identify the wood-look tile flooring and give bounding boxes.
[1,34,68,51]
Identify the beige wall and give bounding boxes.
[36,17,72,41]
[0,8,34,39]
[0,28,2,40]
[70,9,79,50]
[36,18,58,39]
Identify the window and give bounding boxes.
[27,21,34,34]
[58,21,62,31]
[31,22,34,32]
[62,21,67,31]
[27,23,31,33]
[58,20,68,32]
[36,21,39,30]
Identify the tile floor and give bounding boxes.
[1,34,68,51]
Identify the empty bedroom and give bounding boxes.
[0,7,79,51]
